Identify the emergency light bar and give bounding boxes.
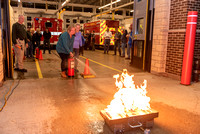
[98,0,121,10]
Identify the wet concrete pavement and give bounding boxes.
[0,50,200,134]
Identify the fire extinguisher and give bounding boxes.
[68,58,74,77]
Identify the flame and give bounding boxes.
[105,69,151,119]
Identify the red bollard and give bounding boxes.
[68,58,74,77]
[181,11,198,85]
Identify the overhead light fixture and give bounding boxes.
[62,0,70,7]
[130,10,134,12]
[98,0,121,10]
[18,0,20,2]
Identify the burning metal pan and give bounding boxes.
[100,109,159,133]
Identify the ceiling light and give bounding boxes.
[18,0,20,2]
[62,0,70,7]
[130,10,134,12]
[98,0,121,10]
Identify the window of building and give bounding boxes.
[96,9,100,13]
[80,20,84,24]
[48,4,57,10]
[27,22,32,28]
[35,3,45,9]
[73,19,77,23]
[130,12,133,16]
[66,24,69,28]
[63,6,72,11]
[126,11,129,16]
[10,1,18,7]
[45,22,52,28]
[22,2,34,8]
[136,18,144,34]
[86,20,90,23]
[115,10,123,15]
[27,16,32,21]
[66,19,70,23]
[84,8,93,13]
[74,7,82,12]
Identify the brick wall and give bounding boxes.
[151,0,170,73]
[166,0,200,77]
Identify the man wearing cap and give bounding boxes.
[12,15,28,73]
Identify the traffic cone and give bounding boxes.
[39,50,43,60]
[81,58,95,78]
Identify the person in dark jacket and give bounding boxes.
[56,25,75,78]
[121,29,127,57]
[91,31,95,51]
[114,28,121,56]
[33,28,42,55]
[43,28,51,54]
[12,15,28,72]
[26,27,34,58]
[84,30,91,50]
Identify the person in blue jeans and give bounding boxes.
[103,28,112,54]
[56,25,75,78]
[73,23,82,72]
[126,24,133,60]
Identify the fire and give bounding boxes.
[105,69,151,119]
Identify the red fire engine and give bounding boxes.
[33,17,63,44]
[84,20,123,46]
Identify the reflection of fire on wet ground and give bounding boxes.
[100,69,159,132]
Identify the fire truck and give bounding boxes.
[33,17,63,45]
[83,20,124,47]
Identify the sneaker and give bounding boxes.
[61,71,67,78]
[125,57,130,60]
[19,68,28,72]
[14,68,19,71]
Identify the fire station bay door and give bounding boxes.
[131,0,154,71]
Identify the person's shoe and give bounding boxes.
[19,68,27,72]
[61,71,67,78]
[49,52,51,54]
[14,68,19,71]
[121,55,125,57]
[125,57,130,60]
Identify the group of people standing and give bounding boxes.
[103,23,133,60]
[12,15,55,74]
[26,27,52,58]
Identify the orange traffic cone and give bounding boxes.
[81,58,95,78]
[39,50,43,60]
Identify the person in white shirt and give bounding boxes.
[103,28,112,54]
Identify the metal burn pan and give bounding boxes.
[100,109,159,133]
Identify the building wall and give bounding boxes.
[166,0,200,78]
[0,25,3,86]
[151,0,170,73]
